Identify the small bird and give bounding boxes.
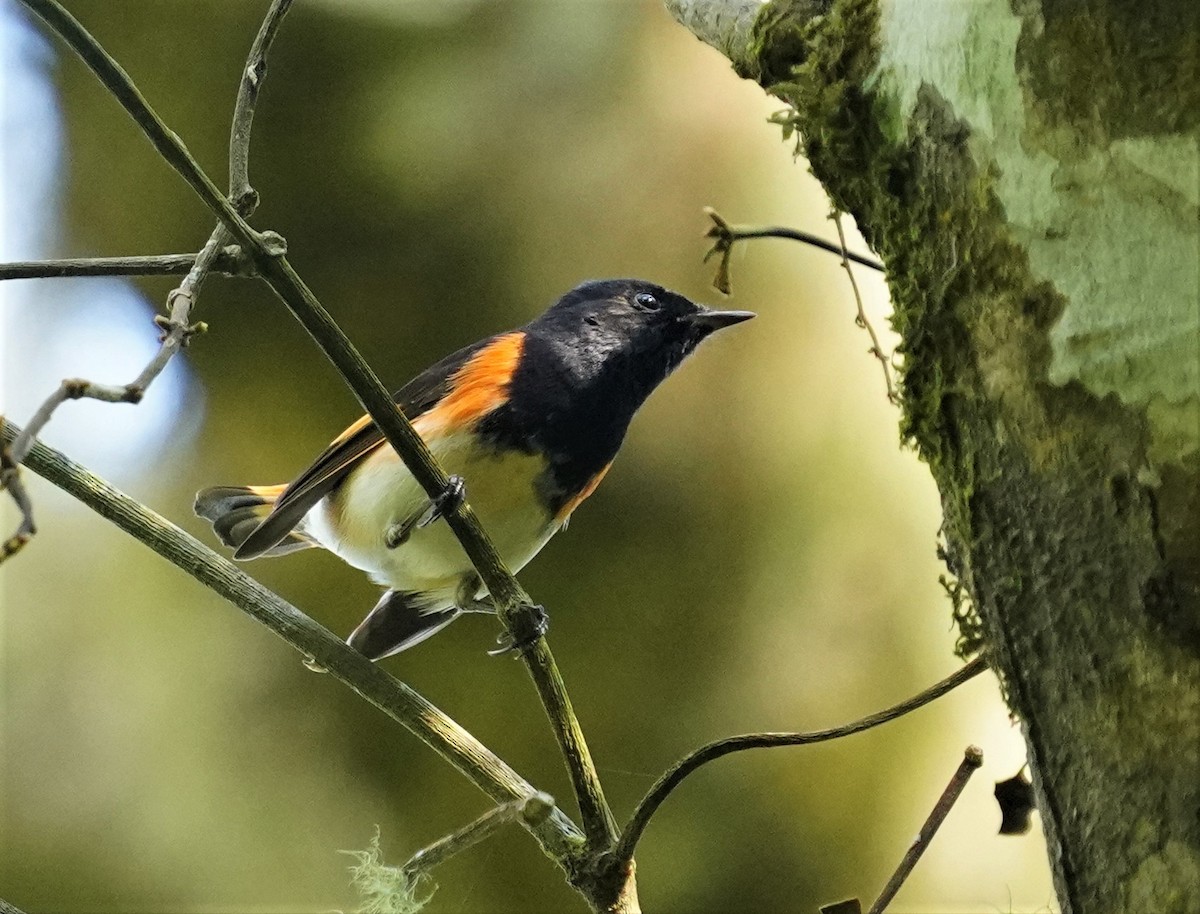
[195,279,753,661]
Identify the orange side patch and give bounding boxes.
[555,462,612,523]
[246,484,288,500]
[414,333,525,439]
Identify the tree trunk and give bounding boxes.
[668,1,1200,911]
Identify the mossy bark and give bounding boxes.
[669,0,1200,911]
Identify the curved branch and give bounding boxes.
[0,420,584,863]
[610,655,990,865]
[400,792,557,878]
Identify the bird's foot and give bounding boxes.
[488,603,549,657]
[454,574,493,614]
[460,599,497,615]
[385,475,466,549]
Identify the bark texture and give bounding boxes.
[670,1,1200,911]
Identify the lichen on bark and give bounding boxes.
[687,0,1200,910]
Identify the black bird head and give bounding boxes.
[497,279,755,487]
[530,278,755,395]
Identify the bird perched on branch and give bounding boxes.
[196,279,753,661]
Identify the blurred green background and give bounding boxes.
[2,1,1055,911]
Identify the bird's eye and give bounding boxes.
[634,292,660,311]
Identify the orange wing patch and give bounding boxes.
[555,462,612,524]
[414,332,525,439]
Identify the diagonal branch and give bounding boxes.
[0,420,585,865]
[865,745,983,914]
[665,0,765,77]
[346,795,558,913]
[18,0,617,858]
[400,792,557,879]
[609,654,990,867]
[18,0,257,242]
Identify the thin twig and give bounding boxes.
[703,206,884,295]
[402,792,557,877]
[0,422,35,560]
[2,0,293,562]
[0,420,585,865]
[0,248,254,281]
[19,0,617,857]
[229,0,294,213]
[865,745,984,914]
[832,210,899,405]
[347,798,556,914]
[1,279,208,557]
[611,656,989,866]
[122,0,295,392]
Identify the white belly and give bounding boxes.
[303,433,559,597]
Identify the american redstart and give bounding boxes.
[195,279,753,660]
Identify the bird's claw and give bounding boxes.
[386,475,466,549]
[417,474,466,529]
[488,603,549,657]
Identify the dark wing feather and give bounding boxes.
[234,337,495,559]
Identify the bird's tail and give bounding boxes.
[348,589,461,661]
[194,485,314,558]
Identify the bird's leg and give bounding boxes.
[488,603,550,657]
[455,574,495,614]
[385,474,466,549]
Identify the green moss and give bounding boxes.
[746,0,1185,661]
[750,0,1009,654]
[744,1,1200,906]
[1017,1,1200,142]
[343,829,436,914]
[1125,840,1200,911]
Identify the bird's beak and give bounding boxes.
[685,307,756,330]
